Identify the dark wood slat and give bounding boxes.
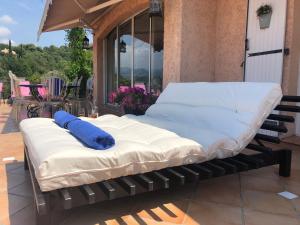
[247,143,273,154]
[213,159,237,173]
[150,171,170,189]
[203,162,226,176]
[234,154,264,169]
[261,122,288,133]
[275,105,300,112]
[98,181,116,200]
[255,134,281,144]
[224,158,249,171]
[267,114,295,123]
[133,174,154,191]
[281,95,300,102]
[189,164,213,178]
[117,177,136,196]
[80,185,96,204]
[59,189,72,210]
[176,166,199,182]
[163,168,185,185]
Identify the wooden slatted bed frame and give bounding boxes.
[24,95,300,225]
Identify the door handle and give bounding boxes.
[240,61,245,67]
[245,39,249,51]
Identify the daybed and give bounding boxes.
[20,82,299,225]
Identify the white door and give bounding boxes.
[245,0,287,84]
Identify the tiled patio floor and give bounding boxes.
[0,105,300,225]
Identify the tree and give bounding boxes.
[0,43,72,98]
[65,28,93,97]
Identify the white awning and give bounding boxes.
[38,0,124,39]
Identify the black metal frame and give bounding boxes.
[23,95,300,225]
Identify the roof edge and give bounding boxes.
[37,0,53,41]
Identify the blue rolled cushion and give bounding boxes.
[54,110,80,129]
[68,119,115,150]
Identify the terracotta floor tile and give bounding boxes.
[240,174,285,193]
[291,197,300,214]
[5,162,24,172]
[6,204,36,225]
[193,174,242,207]
[242,189,297,216]
[286,169,300,185]
[240,166,279,180]
[134,199,190,224]
[0,192,32,222]
[244,208,300,225]
[183,201,242,225]
[5,173,26,190]
[61,206,144,225]
[284,180,300,196]
[8,181,33,198]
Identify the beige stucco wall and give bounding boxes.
[214,0,247,81]
[163,0,247,84]
[163,0,216,85]
[180,0,216,82]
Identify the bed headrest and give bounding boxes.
[155,82,282,112]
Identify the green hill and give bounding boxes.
[0,44,73,98]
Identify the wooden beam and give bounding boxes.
[73,0,86,12]
[90,6,114,27]
[44,18,80,32]
[86,0,123,14]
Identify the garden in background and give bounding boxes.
[0,28,93,99]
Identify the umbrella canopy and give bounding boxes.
[38,0,124,38]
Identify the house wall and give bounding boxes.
[162,0,217,86]
[164,0,247,84]
[214,0,248,81]
[93,0,300,121]
[179,0,216,82]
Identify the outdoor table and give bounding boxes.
[18,84,45,118]
[19,84,45,102]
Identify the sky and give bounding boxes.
[0,0,67,47]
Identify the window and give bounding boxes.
[106,11,164,103]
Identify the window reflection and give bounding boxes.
[106,11,164,103]
[106,28,118,103]
[119,20,132,88]
[134,12,150,92]
[151,16,164,95]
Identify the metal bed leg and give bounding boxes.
[24,148,29,171]
[279,149,292,177]
[34,203,51,225]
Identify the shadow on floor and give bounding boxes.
[1,110,19,134]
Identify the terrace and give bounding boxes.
[0,103,300,225]
[1,0,300,225]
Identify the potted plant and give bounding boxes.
[109,87,158,115]
[256,4,273,29]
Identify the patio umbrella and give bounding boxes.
[38,0,124,38]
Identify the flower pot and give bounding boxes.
[259,13,272,29]
[123,107,145,115]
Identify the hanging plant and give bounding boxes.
[256,4,273,29]
[256,4,272,17]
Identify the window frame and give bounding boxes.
[104,9,163,104]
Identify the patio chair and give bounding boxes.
[45,76,66,101]
[20,82,299,225]
[8,71,26,99]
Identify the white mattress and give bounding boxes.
[20,82,282,191]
